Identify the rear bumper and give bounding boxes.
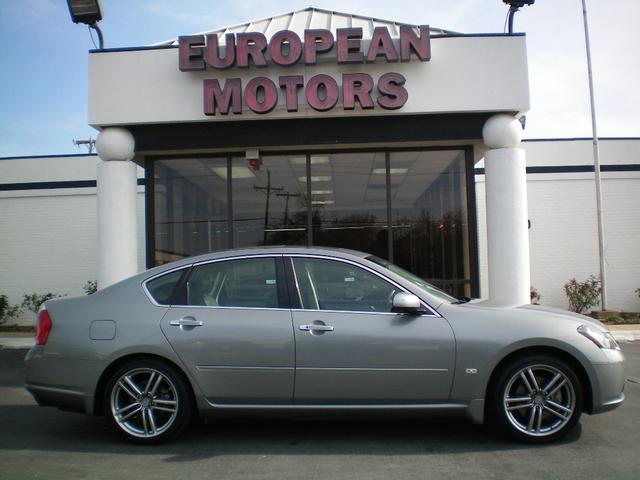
[24,346,99,415]
[25,383,91,414]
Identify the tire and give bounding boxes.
[490,355,583,443]
[104,359,193,444]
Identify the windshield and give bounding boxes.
[365,255,459,304]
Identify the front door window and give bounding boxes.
[292,257,398,313]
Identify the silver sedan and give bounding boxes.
[24,247,625,444]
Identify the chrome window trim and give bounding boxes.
[288,257,305,308]
[287,254,441,317]
[191,253,284,267]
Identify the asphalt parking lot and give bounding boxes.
[1,344,639,480]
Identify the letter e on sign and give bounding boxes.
[179,35,205,71]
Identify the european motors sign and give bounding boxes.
[178,26,431,115]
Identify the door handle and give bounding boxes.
[299,324,334,332]
[170,317,204,327]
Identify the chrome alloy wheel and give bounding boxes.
[502,364,576,437]
[110,368,179,439]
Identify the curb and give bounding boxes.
[611,331,640,342]
[0,337,35,349]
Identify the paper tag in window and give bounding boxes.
[344,277,355,282]
[265,279,276,285]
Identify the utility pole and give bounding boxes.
[276,191,301,227]
[73,138,95,154]
[253,170,284,244]
[581,0,607,310]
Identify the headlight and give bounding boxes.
[577,324,620,350]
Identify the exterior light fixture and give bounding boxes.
[299,176,331,182]
[372,168,408,175]
[67,0,103,24]
[211,166,255,179]
[502,0,535,34]
[66,0,105,48]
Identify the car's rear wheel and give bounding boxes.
[104,359,192,444]
[492,355,583,443]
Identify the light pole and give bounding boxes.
[581,0,607,310]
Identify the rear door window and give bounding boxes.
[184,257,280,309]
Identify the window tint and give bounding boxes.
[185,258,279,308]
[292,258,398,312]
[146,269,185,305]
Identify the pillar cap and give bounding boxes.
[482,114,523,149]
[96,127,135,161]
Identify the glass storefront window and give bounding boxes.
[310,152,389,260]
[232,156,308,247]
[151,148,475,297]
[389,150,471,297]
[154,158,229,264]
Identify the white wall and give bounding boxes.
[476,139,640,312]
[0,155,145,326]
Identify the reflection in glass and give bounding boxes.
[154,158,229,265]
[232,156,308,247]
[310,152,389,260]
[389,151,470,297]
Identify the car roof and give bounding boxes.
[145,246,372,277]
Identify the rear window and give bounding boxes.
[145,269,186,305]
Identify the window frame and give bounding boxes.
[168,254,289,310]
[285,254,440,316]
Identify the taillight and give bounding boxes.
[36,308,52,345]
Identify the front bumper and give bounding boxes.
[590,348,626,414]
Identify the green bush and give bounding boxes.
[21,293,65,314]
[83,280,97,295]
[0,295,23,326]
[530,286,541,305]
[564,275,601,314]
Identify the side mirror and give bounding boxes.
[392,292,425,314]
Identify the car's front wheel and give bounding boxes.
[105,359,192,444]
[492,355,583,443]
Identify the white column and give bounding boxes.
[482,114,530,306]
[95,128,138,289]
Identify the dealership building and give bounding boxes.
[1,8,639,324]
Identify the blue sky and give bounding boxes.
[1,0,638,157]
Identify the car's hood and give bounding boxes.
[518,304,608,329]
[441,300,609,331]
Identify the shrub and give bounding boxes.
[0,295,23,326]
[636,288,640,298]
[83,280,97,295]
[21,293,65,314]
[564,275,601,314]
[530,286,541,305]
